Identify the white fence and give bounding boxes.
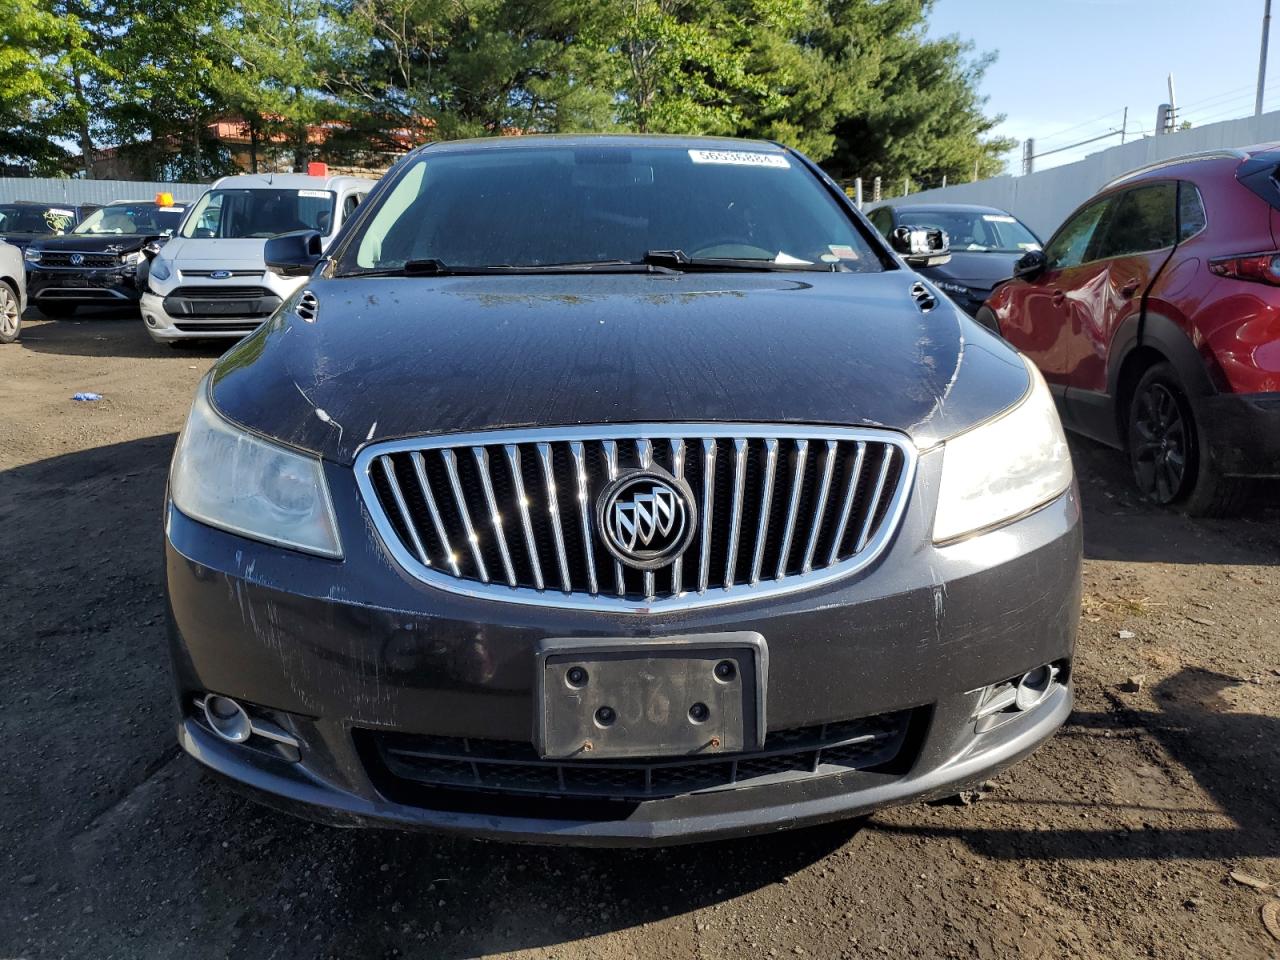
[0,177,208,207]
[876,109,1280,239]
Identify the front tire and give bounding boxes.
[0,282,20,343]
[1126,362,1250,517]
[974,305,1001,336]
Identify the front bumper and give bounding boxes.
[28,266,140,307]
[166,449,1082,845]
[141,291,280,342]
[1200,391,1280,478]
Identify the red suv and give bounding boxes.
[982,148,1280,515]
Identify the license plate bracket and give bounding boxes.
[534,633,767,760]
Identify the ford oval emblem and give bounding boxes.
[597,470,697,570]
[210,269,232,280]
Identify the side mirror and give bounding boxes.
[265,230,324,277]
[889,224,951,267]
[1013,249,1048,280]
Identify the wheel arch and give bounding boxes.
[1107,312,1216,443]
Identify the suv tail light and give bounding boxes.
[1208,251,1280,285]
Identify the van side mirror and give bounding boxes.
[1013,249,1048,280]
[265,230,324,277]
[889,224,951,267]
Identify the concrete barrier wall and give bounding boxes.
[876,109,1280,240]
[0,177,208,206]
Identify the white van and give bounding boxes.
[141,172,376,344]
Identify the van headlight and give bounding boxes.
[149,258,171,282]
[169,380,342,558]
[933,356,1073,543]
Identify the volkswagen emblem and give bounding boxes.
[597,470,696,570]
[210,269,232,280]
[69,253,84,266]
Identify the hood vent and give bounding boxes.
[910,281,937,313]
[295,290,319,323]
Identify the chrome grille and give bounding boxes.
[355,425,915,612]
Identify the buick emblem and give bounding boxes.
[69,253,84,266]
[597,470,696,570]
[210,269,231,279]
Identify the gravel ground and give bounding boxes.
[2,312,1278,960]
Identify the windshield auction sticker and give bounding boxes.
[688,150,790,169]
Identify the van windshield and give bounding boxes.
[182,188,336,240]
[339,144,882,274]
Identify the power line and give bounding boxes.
[1031,109,1128,149]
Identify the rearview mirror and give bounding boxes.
[1013,249,1048,280]
[889,224,951,267]
[265,230,324,277]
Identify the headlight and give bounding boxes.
[170,381,342,557]
[149,258,171,282]
[932,356,1073,543]
[23,248,41,264]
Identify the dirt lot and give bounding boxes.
[2,311,1278,960]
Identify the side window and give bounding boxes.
[342,193,361,220]
[1178,182,1207,241]
[1044,198,1111,270]
[1093,183,1176,259]
[868,208,892,236]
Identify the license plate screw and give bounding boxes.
[710,736,722,749]
[582,740,593,752]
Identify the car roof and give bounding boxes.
[209,173,378,190]
[417,133,786,156]
[1101,143,1280,191]
[3,200,86,208]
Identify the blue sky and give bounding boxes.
[927,0,1274,172]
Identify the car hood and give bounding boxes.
[29,233,154,254]
[160,237,272,271]
[210,271,1030,465]
[920,251,1026,290]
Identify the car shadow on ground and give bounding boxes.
[1071,435,1280,566]
[16,309,231,360]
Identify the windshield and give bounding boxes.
[0,204,77,235]
[182,188,336,239]
[896,209,1040,253]
[341,144,882,274]
[73,204,185,237]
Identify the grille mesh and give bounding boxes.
[357,426,913,610]
[369,710,913,801]
[39,250,118,268]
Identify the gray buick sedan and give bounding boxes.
[165,135,1081,845]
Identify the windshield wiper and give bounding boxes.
[342,258,679,278]
[641,249,841,272]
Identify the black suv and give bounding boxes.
[25,199,186,315]
[165,136,1081,845]
[0,201,98,254]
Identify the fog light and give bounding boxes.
[144,314,158,327]
[1015,664,1054,711]
[203,695,252,743]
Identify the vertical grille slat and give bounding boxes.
[379,456,431,567]
[409,452,460,576]
[802,441,838,574]
[724,438,748,590]
[569,441,599,595]
[775,440,809,580]
[359,426,913,610]
[698,439,717,594]
[504,445,544,591]
[537,442,573,592]
[602,441,625,597]
[670,439,686,596]
[750,439,779,586]
[472,447,517,587]
[857,446,896,552]
[441,450,490,584]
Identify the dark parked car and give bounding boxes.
[0,201,98,254]
[868,203,1041,316]
[983,147,1280,515]
[24,197,187,316]
[166,135,1080,845]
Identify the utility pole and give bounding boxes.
[1120,106,1128,144]
[1168,74,1178,129]
[1259,0,1273,115]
